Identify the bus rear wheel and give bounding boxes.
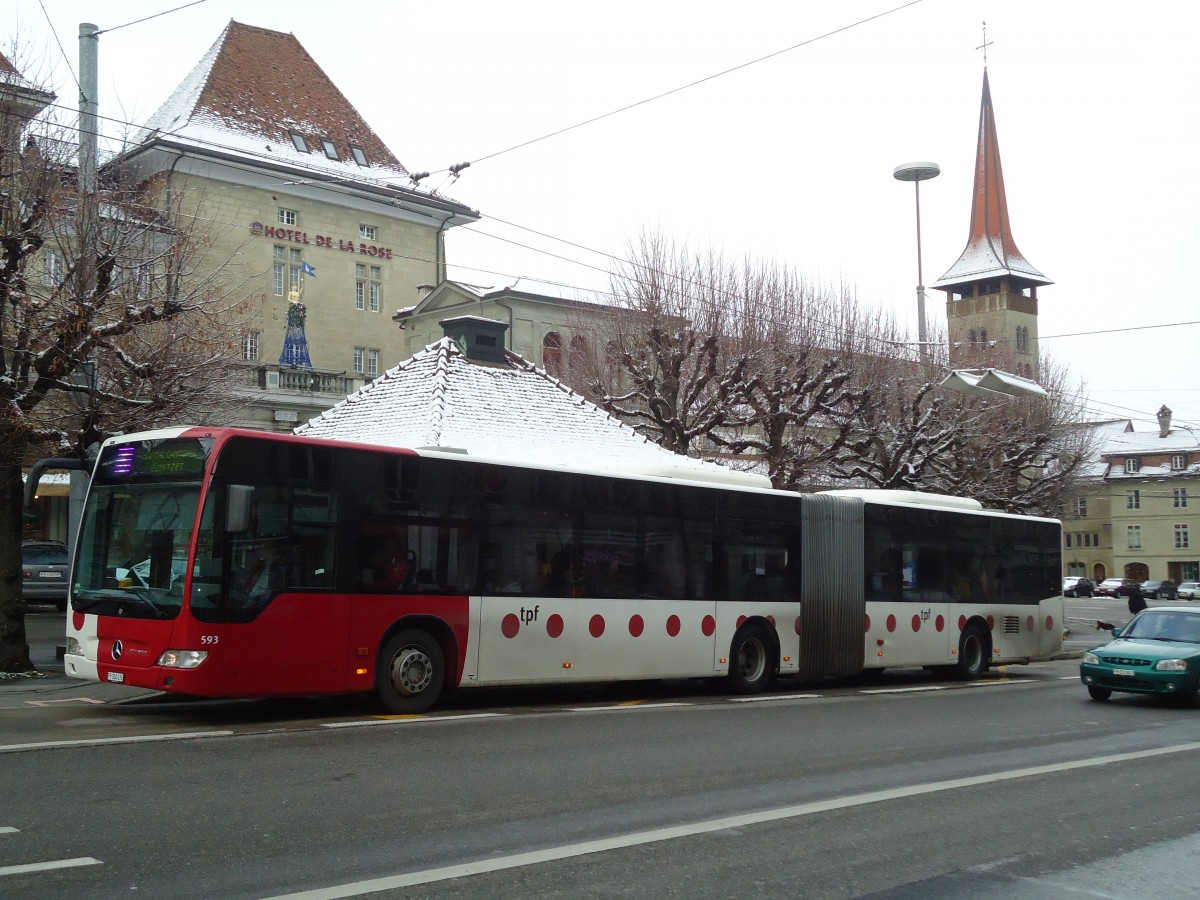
[728,625,775,694]
[955,624,989,681]
[376,629,445,714]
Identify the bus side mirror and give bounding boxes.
[226,485,255,533]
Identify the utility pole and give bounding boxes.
[69,23,100,556]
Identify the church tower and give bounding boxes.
[933,69,1050,380]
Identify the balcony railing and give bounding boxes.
[233,362,369,397]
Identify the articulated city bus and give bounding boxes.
[56,427,1062,712]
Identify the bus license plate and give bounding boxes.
[38,571,62,578]
[1112,668,1135,677]
[106,672,125,684]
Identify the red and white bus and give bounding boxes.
[57,427,1062,712]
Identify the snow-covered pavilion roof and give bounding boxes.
[296,337,769,487]
[934,70,1051,290]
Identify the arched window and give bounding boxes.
[968,329,978,346]
[542,332,563,378]
[568,334,588,374]
[604,341,622,383]
[980,329,989,346]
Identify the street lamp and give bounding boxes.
[893,161,940,362]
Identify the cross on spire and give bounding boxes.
[977,20,993,67]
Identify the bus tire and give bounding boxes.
[728,624,775,694]
[376,629,445,714]
[955,623,989,681]
[1088,686,1112,702]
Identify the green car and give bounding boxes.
[1081,606,1200,704]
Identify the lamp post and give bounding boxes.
[893,161,940,363]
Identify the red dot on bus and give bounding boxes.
[911,614,921,633]
[736,615,747,628]
[864,614,871,632]
[72,611,85,631]
[547,614,564,638]
[501,614,520,639]
[1026,615,1035,632]
[958,615,967,631]
[1045,615,1054,631]
[935,615,945,632]
[589,615,605,638]
[701,615,716,636]
[986,615,995,631]
[767,615,776,626]
[886,614,897,633]
[795,617,803,636]
[629,615,644,637]
[666,615,681,637]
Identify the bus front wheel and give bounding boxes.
[377,629,445,714]
[955,624,989,681]
[728,625,775,694]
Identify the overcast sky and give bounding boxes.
[10,0,1198,432]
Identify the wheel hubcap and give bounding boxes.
[739,639,765,682]
[391,647,432,696]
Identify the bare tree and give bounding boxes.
[1,69,248,673]
[590,230,749,456]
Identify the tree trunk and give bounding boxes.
[0,431,35,673]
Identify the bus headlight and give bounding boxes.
[1154,659,1188,672]
[1083,652,1099,665]
[66,637,83,656]
[156,649,208,669]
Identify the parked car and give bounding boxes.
[1081,606,1200,703]
[21,541,69,611]
[1141,579,1178,601]
[1178,582,1200,601]
[1063,576,1094,597]
[1096,577,1139,598]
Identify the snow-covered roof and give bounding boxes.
[295,337,769,488]
[130,21,469,213]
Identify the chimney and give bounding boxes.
[440,315,508,364]
[1158,404,1172,438]
[416,284,436,301]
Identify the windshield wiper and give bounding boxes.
[71,589,169,619]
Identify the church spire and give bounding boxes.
[935,68,1049,380]
[934,69,1050,290]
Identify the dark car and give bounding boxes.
[1096,577,1139,598]
[1063,576,1094,598]
[21,541,69,611]
[1081,606,1200,703]
[1141,580,1178,601]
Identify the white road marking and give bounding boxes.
[321,713,504,729]
[731,693,822,702]
[965,679,1033,687]
[265,740,1200,900]
[0,857,101,876]
[0,731,234,754]
[567,702,690,712]
[859,685,945,694]
[0,827,17,834]
[24,698,105,707]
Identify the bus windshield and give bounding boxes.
[72,437,211,620]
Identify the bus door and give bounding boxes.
[799,494,866,679]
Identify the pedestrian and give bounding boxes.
[1127,583,1147,616]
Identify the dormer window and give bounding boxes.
[289,132,309,153]
[321,138,339,160]
[350,145,368,166]
[1172,454,1188,470]
[1125,458,1141,474]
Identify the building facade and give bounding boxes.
[105,21,480,432]
[1064,409,1200,585]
